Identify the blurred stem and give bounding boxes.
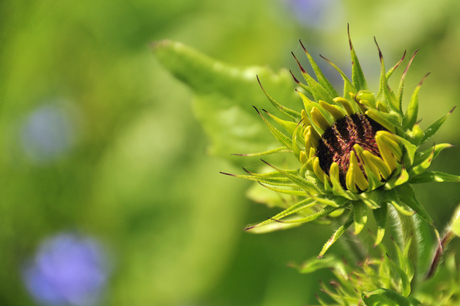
[337,224,367,264]
[391,206,420,289]
[425,230,455,280]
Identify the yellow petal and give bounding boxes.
[312,156,325,182]
[304,126,319,152]
[319,100,345,121]
[333,97,355,115]
[311,107,331,131]
[346,163,358,193]
[376,133,397,172]
[378,131,403,161]
[349,150,369,191]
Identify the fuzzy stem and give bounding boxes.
[390,205,421,289]
[425,230,455,280]
[338,227,368,264]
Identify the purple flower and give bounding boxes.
[20,103,79,163]
[285,0,344,30]
[22,233,110,306]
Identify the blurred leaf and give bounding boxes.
[362,288,412,306]
[88,109,248,306]
[297,255,344,274]
[153,40,299,166]
[395,184,434,226]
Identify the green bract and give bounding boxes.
[154,26,460,306]
[226,28,460,257]
[297,238,420,305]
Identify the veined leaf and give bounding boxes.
[153,40,299,166]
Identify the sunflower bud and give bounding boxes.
[224,26,460,257]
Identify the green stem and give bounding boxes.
[339,231,368,263]
[390,205,420,289]
[425,230,455,280]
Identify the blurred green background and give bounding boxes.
[1,0,460,305]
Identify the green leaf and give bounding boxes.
[257,76,302,121]
[393,134,418,166]
[261,160,320,194]
[243,216,303,233]
[318,209,354,258]
[367,108,401,127]
[232,146,291,157]
[389,199,414,217]
[401,238,415,281]
[348,25,368,91]
[297,255,343,274]
[391,165,409,189]
[359,189,383,209]
[299,40,339,98]
[405,123,424,145]
[414,143,452,164]
[373,203,388,247]
[397,50,418,115]
[257,108,293,150]
[353,200,368,235]
[386,50,406,80]
[319,54,357,99]
[362,288,411,306]
[394,184,434,226]
[264,109,299,135]
[403,72,429,129]
[420,106,456,145]
[247,203,349,231]
[409,145,436,176]
[292,53,335,104]
[153,40,299,166]
[220,171,295,187]
[385,253,411,297]
[244,197,317,232]
[257,182,308,197]
[374,38,400,113]
[246,181,294,208]
[409,171,460,184]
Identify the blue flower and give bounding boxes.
[285,0,344,30]
[19,103,79,163]
[22,233,110,306]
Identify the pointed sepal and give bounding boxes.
[420,106,456,145]
[348,24,368,91]
[318,209,354,258]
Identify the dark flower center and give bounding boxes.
[316,113,387,188]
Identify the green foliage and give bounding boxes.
[155,32,460,305]
[3,1,460,306]
[153,40,299,166]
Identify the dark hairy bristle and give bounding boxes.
[316,114,386,189]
